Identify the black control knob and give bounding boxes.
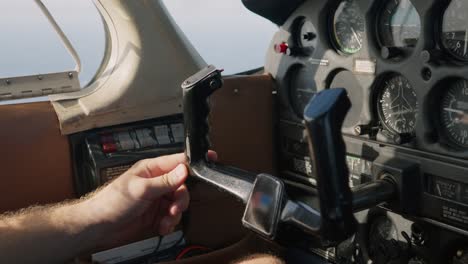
[382,46,401,59]
[411,223,426,246]
[393,133,414,145]
[379,130,414,145]
[354,124,378,136]
[420,50,443,63]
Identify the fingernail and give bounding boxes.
[174,164,186,181]
[170,204,179,215]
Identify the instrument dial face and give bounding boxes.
[289,66,317,117]
[378,0,421,48]
[378,75,418,134]
[332,0,365,55]
[441,0,468,61]
[440,79,468,148]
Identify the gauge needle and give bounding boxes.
[444,108,468,125]
[464,32,468,56]
[436,184,442,197]
[351,27,362,48]
[444,108,465,115]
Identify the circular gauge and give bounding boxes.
[294,19,318,49]
[332,0,365,55]
[441,0,468,61]
[377,75,418,134]
[288,66,317,117]
[440,79,468,147]
[378,0,421,48]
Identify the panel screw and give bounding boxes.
[233,88,239,94]
[5,79,11,85]
[354,126,363,135]
[209,79,222,90]
[68,72,74,79]
[38,75,43,80]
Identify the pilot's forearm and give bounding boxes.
[0,200,103,264]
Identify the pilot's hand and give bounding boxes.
[83,152,216,248]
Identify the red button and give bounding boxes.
[102,142,118,154]
[274,42,290,54]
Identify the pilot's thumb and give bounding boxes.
[149,164,188,196]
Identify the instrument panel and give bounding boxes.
[264,0,468,262]
[267,0,468,161]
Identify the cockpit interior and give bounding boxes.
[2,0,468,263]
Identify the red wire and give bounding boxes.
[175,245,212,260]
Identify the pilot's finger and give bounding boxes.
[134,151,217,178]
[168,185,190,216]
[207,150,218,161]
[159,213,182,235]
[133,153,186,178]
[141,164,188,198]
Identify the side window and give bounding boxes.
[163,0,278,75]
[0,0,106,99]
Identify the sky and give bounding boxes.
[0,1,105,86]
[0,0,277,87]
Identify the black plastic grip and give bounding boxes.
[182,65,255,202]
[303,88,356,243]
[182,65,223,164]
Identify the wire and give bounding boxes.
[151,235,163,256]
[175,245,212,260]
[148,232,184,258]
[171,233,185,249]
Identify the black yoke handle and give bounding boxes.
[303,88,356,242]
[182,65,255,203]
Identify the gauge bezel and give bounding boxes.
[374,0,421,60]
[290,17,317,56]
[439,0,468,63]
[327,69,365,130]
[286,64,318,119]
[431,78,468,150]
[328,0,365,56]
[375,73,419,136]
